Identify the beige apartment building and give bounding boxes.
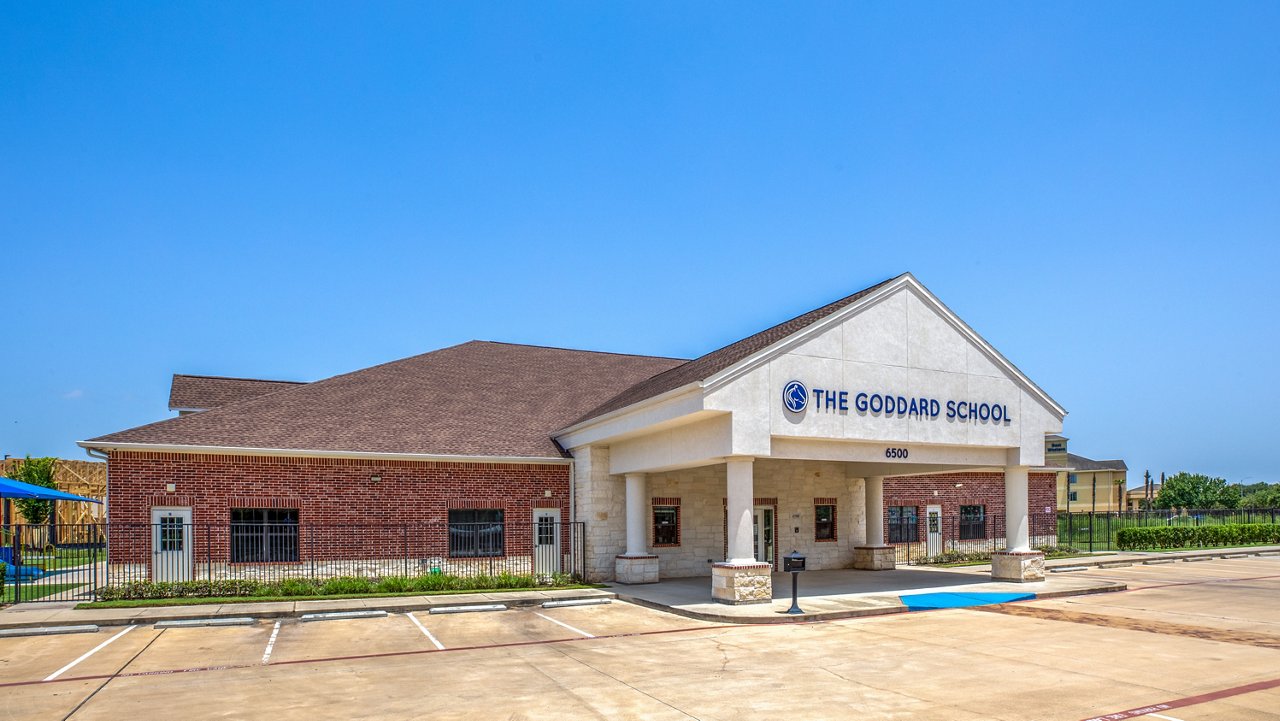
[1045,435,1128,512]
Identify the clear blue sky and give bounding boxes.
[2,3,1277,487]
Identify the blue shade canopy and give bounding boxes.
[0,477,101,503]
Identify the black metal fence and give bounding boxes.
[1057,508,1280,553]
[889,508,1280,564]
[1,524,104,604]
[2,521,584,603]
[891,512,1062,565]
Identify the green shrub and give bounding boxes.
[320,576,375,595]
[1116,523,1280,550]
[0,560,7,587]
[94,569,581,601]
[375,576,411,593]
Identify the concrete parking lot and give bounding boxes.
[2,556,1278,721]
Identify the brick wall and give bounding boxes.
[106,451,570,565]
[882,471,1057,539]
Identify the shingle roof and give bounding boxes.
[1067,453,1128,472]
[570,274,903,425]
[169,375,307,411]
[90,342,685,459]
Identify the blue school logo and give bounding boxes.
[782,380,808,413]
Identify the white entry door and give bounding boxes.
[752,507,775,568]
[926,505,943,557]
[532,508,560,576]
[151,507,193,582]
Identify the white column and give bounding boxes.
[1004,466,1031,553]
[865,476,885,546]
[725,457,756,564]
[623,472,647,557]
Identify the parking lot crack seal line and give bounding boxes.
[971,604,1280,649]
[0,622,755,689]
[1077,675,1280,721]
[541,635,700,720]
[61,628,166,721]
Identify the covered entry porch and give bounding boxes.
[614,563,1118,621]
[611,451,1045,605]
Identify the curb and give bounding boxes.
[0,590,617,631]
[615,580,1125,625]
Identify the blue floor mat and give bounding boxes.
[899,591,1034,611]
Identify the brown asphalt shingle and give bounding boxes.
[571,274,903,424]
[90,342,685,459]
[90,275,903,458]
[168,375,307,411]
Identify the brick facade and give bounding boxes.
[106,451,570,566]
[882,471,1058,541]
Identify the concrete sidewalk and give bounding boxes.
[3,546,1275,631]
[0,587,617,630]
[614,545,1280,624]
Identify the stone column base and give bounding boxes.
[711,562,773,604]
[991,551,1046,582]
[853,546,896,571]
[615,555,659,584]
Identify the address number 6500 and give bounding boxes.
[885,447,909,459]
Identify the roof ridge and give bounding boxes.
[473,340,688,362]
[566,273,906,427]
[172,373,308,384]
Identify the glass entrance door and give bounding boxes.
[752,507,774,567]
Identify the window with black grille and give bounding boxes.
[448,509,505,557]
[230,508,299,563]
[652,506,679,546]
[814,504,836,541]
[959,505,986,540]
[887,505,918,543]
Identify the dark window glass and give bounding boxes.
[1068,491,1078,502]
[448,509,505,557]
[814,504,836,541]
[159,516,184,552]
[653,506,679,546]
[230,508,299,562]
[959,505,986,540]
[887,505,918,543]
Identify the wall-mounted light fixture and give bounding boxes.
[370,474,382,483]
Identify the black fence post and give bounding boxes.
[12,525,21,604]
[403,524,409,577]
[1088,512,1094,554]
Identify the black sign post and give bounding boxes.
[783,550,806,615]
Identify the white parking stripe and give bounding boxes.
[1146,714,1185,721]
[533,612,594,638]
[44,625,138,681]
[261,621,282,664]
[405,613,445,650]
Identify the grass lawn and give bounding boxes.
[1,582,85,603]
[10,547,101,571]
[77,583,603,609]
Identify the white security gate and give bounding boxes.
[151,506,193,582]
[926,505,943,557]
[532,509,560,576]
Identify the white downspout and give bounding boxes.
[85,446,109,589]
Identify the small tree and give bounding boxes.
[9,456,59,525]
[1154,472,1240,510]
[1241,484,1280,509]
